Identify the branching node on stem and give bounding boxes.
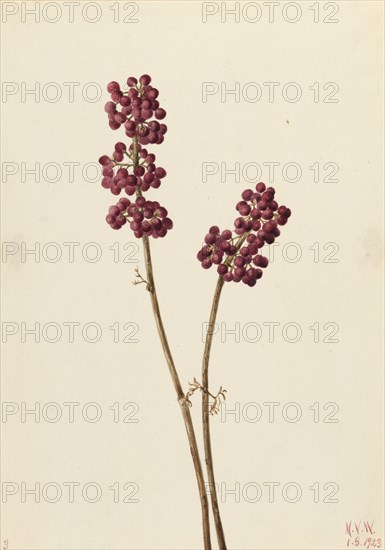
[133,266,152,292]
[185,377,227,415]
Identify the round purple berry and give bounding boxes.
[139,74,152,86]
[217,264,228,275]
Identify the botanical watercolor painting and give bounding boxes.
[99,73,292,548]
[1,2,383,550]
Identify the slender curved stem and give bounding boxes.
[141,237,211,549]
[132,137,211,550]
[202,232,249,550]
[202,276,226,549]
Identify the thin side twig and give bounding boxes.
[185,377,227,415]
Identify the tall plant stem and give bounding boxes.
[202,276,226,549]
[202,232,248,550]
[132,137,211,550]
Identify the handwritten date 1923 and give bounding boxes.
[346,537,382,548]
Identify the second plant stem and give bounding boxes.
[202,276,226,549]
[202,232,249,550]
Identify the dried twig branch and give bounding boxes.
[132,266,152,292]
[185,377,227,416]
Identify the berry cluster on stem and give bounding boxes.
[99,74,172,238]
[105,75,167,140]
[98,75,212,550]
[197,182,291,286]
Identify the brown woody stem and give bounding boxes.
[202,276,226,549]
[202,232,249,550]
[133,136,212,550]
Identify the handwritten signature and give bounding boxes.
[346,520,382,548]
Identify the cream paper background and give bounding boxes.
[1,1,384,549]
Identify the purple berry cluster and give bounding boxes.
[99,144,166,196]
[99,75,172,237]
[105,196,173,237]
[197,182,291,287]
[104,74,167,144]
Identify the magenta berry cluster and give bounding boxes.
[99,144,166,196]
[99,75,172,237]
[197,182,291,287]
[105,196,173,237]
[104,74,167,143]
